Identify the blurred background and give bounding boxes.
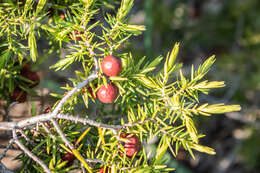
[1,0,260,172]
[129,0,260,173]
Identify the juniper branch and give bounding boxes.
[50,119,74,149]
[0,113,156,131]
[51,73,98,117]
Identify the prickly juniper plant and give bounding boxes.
[0,0,241,172]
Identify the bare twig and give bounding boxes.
[57,114,122,130]
[0,145,19,151]
[51,73,98,117]
[85,158,104,164]
[47,73,98,172]
[5,102,18,122]
[0,113,122,131]
[0,74,98,131]
[12,129,51,173]
[39,122,55,140]
[0,139,14,161]
[16,129,32,144]
[50,119,74,149]
[0,113,158,131]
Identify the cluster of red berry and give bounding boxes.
[96,55,122,103]
[60,16,139,171]
[60,14,120,104]
[82,55,122,103]
[10,63,40,103]
[60,16,121,104]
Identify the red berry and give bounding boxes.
[101,56,122,77]
[21,71,40,88]
[97,83,119,103]
[100,167,109,173]
[10,87,27,103]
[61,152,75,166]
[70,30,82,41]
[20,63,31,74]
[120,134,141,158]
[44,107,51,113]
[14,60,30,73]
[60,14,65,19]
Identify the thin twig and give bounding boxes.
[50,119,74,149]
[0,139,14,161]
[0,113,121,131]
[39,122,55,140]
[5,102,18,122]
[51,73,98,117]
[0,145,20,151]
[85,158,104,164]
[16,129,32,144]
[0,113,157,131]
[50,118,92,172]
[57,114,122,130]
[12,129,52,173]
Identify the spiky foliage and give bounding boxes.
[0,0,240,172]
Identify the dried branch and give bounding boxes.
[0,73,99,172]
[5,102,18,122]
[12,129,51,173]
[51,73,98,117]
[39,122,55,140]
[0,112,157,132]
[85,158,105,164]
[16,129,32,144]
[0,139,14,161]
[50,119,74,149]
